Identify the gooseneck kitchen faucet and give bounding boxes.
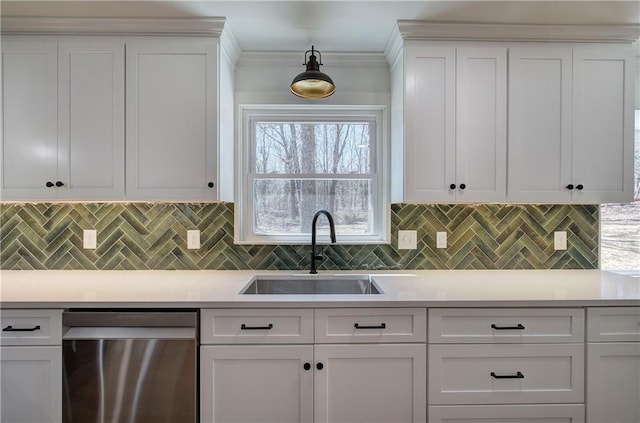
[310,210,336,274]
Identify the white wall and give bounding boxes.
[235,52,390,106]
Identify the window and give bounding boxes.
[600,110,640,271]
[236,106,388,244]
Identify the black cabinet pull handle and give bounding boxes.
[303,362,311,371]
[566,184,574,190]
[240,323,273,330]
[316,362,324,371]
[576,184,584,190]
[208,182,214,188]
[55,181,64,187]
[491,371,524,379]
[354,323,386,330]
[459,183,466,190]
[3,325,41,332]
[491,323,525,330]
[46,181,54,188]
[449,184,456,190]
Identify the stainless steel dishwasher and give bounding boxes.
[62,310,198,423]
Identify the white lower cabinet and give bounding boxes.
[586,307,640,423]
[200,345,314,423]
[314,344,426,423]
[428,308,585,422]
[0,309,62,423]
[428,343,584,405]
[200,308,427,423]
[428,404,585,422]
[0,346,62,423]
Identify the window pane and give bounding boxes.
[253,179,373,235]
[601,110,640,271]
[254,122,372,174]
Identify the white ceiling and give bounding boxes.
[1,1,639,53]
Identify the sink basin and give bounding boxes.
[240,275,383,295]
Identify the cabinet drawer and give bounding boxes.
[0,309,62,346]
[587,307,640,342]
[201,309,313,344]
[314,308,426,343]
[428,344,584,405]
[429,404,585,422]
[429,308,584,343]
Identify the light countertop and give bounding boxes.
[1,269,639,309]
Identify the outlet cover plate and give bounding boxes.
[187,230,201,249]
[83,229,97,249]
[554,231,567,250]
[398,230,417,250]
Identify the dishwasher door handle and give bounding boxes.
[63,326,196,340]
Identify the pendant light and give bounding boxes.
[290,45,335,99]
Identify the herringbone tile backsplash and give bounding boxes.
[0,202,598,270]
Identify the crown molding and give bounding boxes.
[238,51,388,68]
[397,20,640,43]
[219,23,241,66]
[384,24,404,69]
[0,17,227,37]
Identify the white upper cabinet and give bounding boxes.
[1,41,59,199]
[404,45,506,202]
[58,41,125,200]
[455,47,507,202]
[572,47,635,203]
[509,46,635,203]
[2,18,237,202]
[1,39,124,200]
[125,39,219,200]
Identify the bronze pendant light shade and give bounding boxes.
[290,45,335,99]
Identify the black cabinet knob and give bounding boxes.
[45,181,54,188]
[459,183,466,190]
[566,184,574,190]
[208,182,214,188]
[303,362,311,371]
[449,184,456,190]
[576,184,584,191]
[316,362,324,371]
[55,181,64,187]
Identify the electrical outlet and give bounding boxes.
[398,230,417,250]
[83,229,97,249]
[436,231,447,249]
[187,230,200,249]
[554,231,567,250]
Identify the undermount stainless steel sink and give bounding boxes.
[240,275,383,295]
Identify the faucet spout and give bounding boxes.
[310,210,336,274]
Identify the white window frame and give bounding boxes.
[235,105,389,245]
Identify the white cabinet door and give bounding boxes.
[314,343,426,423]
[1,40,58,200]
[200,345,314,423]
[126,39,218,200]
[0,346,62,423]
[508,47,573,202]
[404,45,506,202]
[572,47,635,203]
[404,46,456,202]
[455,47,507,202]
[58,41,125,200]
[586,342,640,423]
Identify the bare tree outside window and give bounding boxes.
[601,110,640,271]
[249,117,378,239]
